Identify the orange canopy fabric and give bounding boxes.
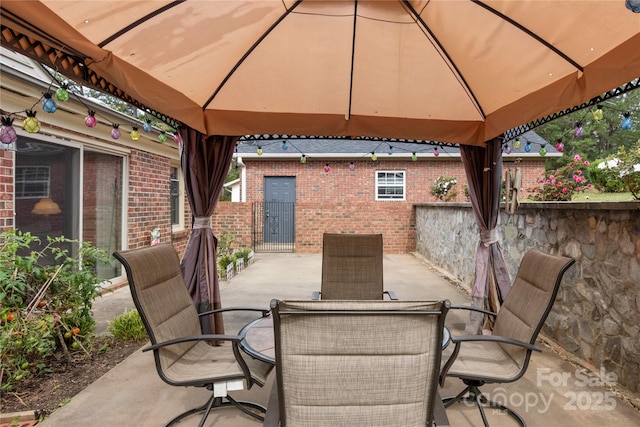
[2,0,639,146]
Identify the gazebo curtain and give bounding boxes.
[179,129,238,335]
[461,137,512,333]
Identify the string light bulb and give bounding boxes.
[300,154,307,164]
[621,113,632,130]
[22,110,40,133]
[143,120,152,132]
[574,122,584,137]
[514,138,521,149]
[84,110,97,128]
[539,144,547,156]
[173,133,181,143]
[158,132,167,143]
[256,146,263,155]
[411,152,417,161]
[130,126,140,141]
[371,152,377,161]
[1,116,18,145]
[42,92,57,113]
[593,105,604,121]
[55,83,69,102]
[282,141,289,150]
[555,140,564,152]
[388,145,393,155]
[349,161,355,171]
[324,163,331,173]
[524,142,531,153]
[504,145,511,154]
[110,124,121,139]
[434,147,439,157]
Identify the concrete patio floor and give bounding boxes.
[39,252,639,426]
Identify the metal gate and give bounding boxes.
[252,202,295,252]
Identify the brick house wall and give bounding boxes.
[212,156,548,253]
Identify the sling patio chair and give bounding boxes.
[439,249,575,427]
[312,233,397,300]
[113,244,274,427]
[264,299,451,427]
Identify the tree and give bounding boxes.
[536,87,640,171]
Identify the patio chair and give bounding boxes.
[312,233,397,300]
[265,299,451,427]
[113,244,274,427]
[439,250,575,427]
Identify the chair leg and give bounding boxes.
[443,381,526,427]
[165,394,267,427]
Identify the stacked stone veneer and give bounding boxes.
[415,201,640,393]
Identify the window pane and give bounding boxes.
[170,167,180,225]
[376,171,405,200]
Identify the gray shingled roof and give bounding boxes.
[235,130,557,159]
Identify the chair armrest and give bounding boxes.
[384,290,398,300]
[450,334,541,352]
[439,334,541,386]
[448,304,497,318]
[142,334,241,352]
[311,291,320,300]
[199,307,270,318]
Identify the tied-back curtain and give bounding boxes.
[461,137,512,334]
[179,128,238,335]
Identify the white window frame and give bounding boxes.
[375,170,406,201]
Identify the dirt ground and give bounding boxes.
[1,336,141,420]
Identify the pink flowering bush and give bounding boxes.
[528,154,592,201]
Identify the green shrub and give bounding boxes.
[0,230,110,390]
[233,248,252,264]
[430,176,458,201]
[527,154,592,201]
[108,309,147,341]
[217,255,235,273]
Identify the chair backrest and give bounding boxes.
[321,233,383,299]
[493,249,575,367]
[271,299,449,427]
[113,244,201,374]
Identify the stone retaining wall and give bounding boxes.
[415,201,640,393]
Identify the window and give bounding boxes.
[376,171,406,201]
[170,167,180,225]
[15,166,51,198]
[170,165,184,229]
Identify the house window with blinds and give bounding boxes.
[375,171,406,201]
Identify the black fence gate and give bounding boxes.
[252,202,295,252]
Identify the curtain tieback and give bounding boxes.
[480,229,498,246]
[193,216,212,229]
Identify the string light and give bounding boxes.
[504,145,511,154]
[574,122,584,137]
[539,144,547,156]
[42,92,57,113]
[130,126,140,141]
[110,124,120,139]
[387,145,393,155]
[524,142,531,153]
[158,131,167,143]
[411,152,417,161]
[621,113,632,130]
[84,110,97,128]
[593,105,604,121]
[143,120,152,132]
[300,154,307,164]
[22,110,40,133]
[349,161,355,171]
[256,146,263,155]
[434,147,439,157]
[324,163,330,173]
[555,140,564,152]
[1,116,18,148]
[514,138,521,149]
[371,152,377,161]
[55,83,69,102]
[282,141,289,150]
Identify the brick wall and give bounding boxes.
[0,150,14,230]
[211,157,547,253]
